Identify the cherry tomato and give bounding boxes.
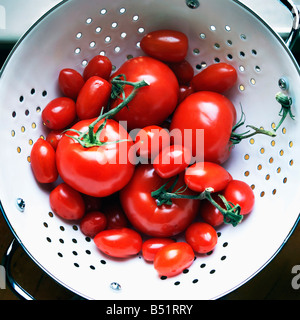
[191,63,238,94]
[140,30,188,63]
[120,164,199,237]
[185,162,232,193]
[168,60,194,84]
[49,183,85,220]
[82,194,103,212]
[109,56,179,131]
[223,180,255,215]
[42,97,76,130]
[142,238,175,262]
[46,129,64,150]
[58,68,85,100]
[178,85,194,104]
[83,55,112,81]
[153,242,195,277]
[30,138,58,183]
[199,195,225,227]
[185,222,218,254]
[76,76,111,120]
[135,125,170,160]
[93,228,142,258]
[170,91,236,164]
[153,145,191,179]
[102,201,128,229]
[56,117,135,197]
[79,211,107,238]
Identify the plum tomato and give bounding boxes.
[140,30,188,63]
[153,144,192,179]
[199,195,225,227]
[109,56,179,131]
[185,222,218,254]
[30,138,58,183]
[168,60,194,85]
[223,180,255,215]
[178,85,194,104]
[46,129,64,150]
[82,194,103,212]
[142,238,175,262]
[185,162,232,193]
[58,68,85,100]
[153,242,195,277]
[135,125,170,160]
[42,97,76,130]
[170,91,236,164]
[83,55,112,81]
[49,183,85,220]
[191,63,238,94]
[120,164,199,237]
[93,228,142,258]
[102,201,128,229]
[79,211,107,238]
[76,76,111,120]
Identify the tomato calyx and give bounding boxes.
[65,76,149,148]
[230,106,276,145]
[274,92,294,132]
[151,176,243,227]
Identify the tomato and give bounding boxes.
[199,195,225,227]
[30,138,58,183]
[170,91,236,164]
[135,125,170,160]
[142,238,175,262]
[140,30,188,63]
[191,63,238,94]
[120,164,199,237]
[102,201,128,229]
[46,129,64,150]
[223,180,255,215]
[58,68,85,100]
[185,162,232,193]
[56,117,135,197]
[82,194,103,212]
[185,222,218,254]
[178,85,194,104]
[49,183,85,220]
[153,242,195,277]
[76,76,111,120]
[93,228,142,258]
[79,211,107,238]
[42,97,76,130]
[83,55,112,81]
[168,60,194,85]
[109,56,179,131]
[153,145,191,179]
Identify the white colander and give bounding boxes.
[0,0,300,300]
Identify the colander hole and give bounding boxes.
[19,96,24,102]
[100,259,106,264]
[100,9,107,15]
[46,237,51,243]
[95,27,102,33]
[240,34,247,40]
[138,27,145,34]
[223,242,228,247]
[11,130,15,137]
[199,33,206,39]
[12,111,16,118]
[90,265,95,270]
[260,191,265,197]
[72,251,78,256]
[86,250,91,254]
[174,281,180,285]
[86,18,93,24]
[250,78,256,85]
[36,106,41,112]
[111,22,118,28]
[269,157,274,164]
[25,109,29,116]
[31,88,35,95]
[283,177,287,183]
[272,189,277,195]
[59,238,64,244]
[76,32,82,39]
[192,279,198,284]
[48,212,54,217]
[132,15,139,22]
[214,43,220,49]
[120,32,127,38]
[42,90,47,97]
[255,66,261,72]
[74,263,79,268]
[239,65,245,72]
[90,41,96,48]
[226,40,233,46]
[200,263,206,268]
[104,36,111,43]
[43,222,48,228]
[244,171,250,177]
[214,57,220,63]
[244,154,250,160]
[210,25,216,31]
[227,54,233,60]
[119,7,126,14]
[240,51,245,58]
[289,159,294,166]
[289,141,293,148]
[225,25,231,32]
[210,269,216,274]
[265,174,270,180]
[17,147,21,153]
[252,49,257,55]
[58,252,63,257]
[221,256,226,261]
[239,84,245,92]
[193,48,200,55]
[82,60,88,67]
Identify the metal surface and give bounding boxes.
[0,0,300,300]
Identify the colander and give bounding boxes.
[0,0,300,300]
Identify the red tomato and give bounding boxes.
[102,201,128,229]
[56,118,135,197]
[46,129,64,150]
[30,138,58,183]
[154,242,195,277]
[191,63,238,94]
[58,68,85,100]
[42,97,76,130]
[109,56,179,131]
[49,183,85,220]
[153,145,192,179]
[178,85,194,104]
[140,30,188,63]
[185,222,218,254]
[185,162,232,193]
[76,76,111,120]
[170,91,236,164]
[200,195,225,227]
[223,180,255,215]
[94,228,142,258]
[79,211,107,238]
[82,194,102,212]
[142,238,175,262]
[83,55,112,81]
[135,125,170,160]
[120,164,199,237]
[168,60,194,84]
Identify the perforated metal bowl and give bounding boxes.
[0,0,300,300]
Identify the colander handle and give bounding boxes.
[280,0,300,50]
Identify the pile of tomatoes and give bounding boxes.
[30,29,255,278]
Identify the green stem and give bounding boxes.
[274,92,294,132]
